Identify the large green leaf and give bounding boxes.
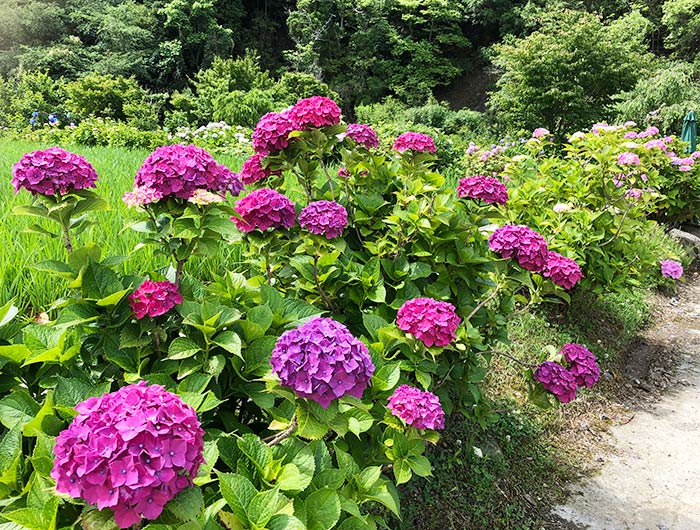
[305,488,340,530]
[0,389,40,430]
[81,261,123,300]
[217,472,256,525]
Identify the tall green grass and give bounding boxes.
[0,140,244,311]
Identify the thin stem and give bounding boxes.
[264,244,273,285]
[600,202,634,247]
[175,259,186,285]
[320,159,335,200]
[465,284,501,322]
[152,328,161,353]
[313,253,337,312]
[484,349,536,369]
[62,223,73,254]
[264,417,298,446]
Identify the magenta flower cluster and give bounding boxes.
[270,317,375,408]
[457,175,508,205]
[298,200,348,239]
[661,259,683,279]
[252,112,295,155]
[12,147,98,196]
[129,280,183,320]
[51,382,205,529]
[561,343,600,388]
[392,132,437,153]
[289,96,342,130]
[488,225,549,272]
[387,385,445,430]
[232,188,296,232]
[396,298,461,348]
[131,144,242,202]
[344,123,380,149]
[239,154,281,185]
[534,361,578,403]
[543,251,583,290]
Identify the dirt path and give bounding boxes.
[551,279,700,530]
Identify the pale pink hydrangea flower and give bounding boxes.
[187,189,225,205]
[532,127,550,138]
[617,152,640,166]
[122,186,163,208]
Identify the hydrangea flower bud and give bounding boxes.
[298,200,348,239]
[387,385,445,430]
[392,132,437,153]
[12,147,98,196]
[51,382,205,529]
[288,96,342,130]
[129,280,183,319]
[543,251,583,290]
[231,188,296,232]
[560,343,600,388]
[396,298,461,348]
[534,361,577,403]
[488,225,549,272]
[270,317,375,408]
[457,175,508,205]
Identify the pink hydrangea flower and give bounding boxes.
[644,139,667,150]
[532,127,550,138]
[534,361,577,403]
[661,259,683,279]
[239,154,281,185]
[392,132,437,153]
[298,200,348,239]
[344,123,379,149]
[122,186,163,208]
[624,131,638,139]
[488,225,549,272]
[51,382,204,529]
[543,251,583,290]
[131,144,241,201]
[457,175,508,205]
[617,152,640,166]
[637,126,659,138]
[288,96,342,130]
[270,317,374,408]
[337,166,350,178]
[232,188,296,232]
[679,165,693,171]
[560,343,600,388]
[12,147,98,196]
[625,188,643,200]
[129,280,183,319]
[252,111,295,155]
[466,142,479,154]
[396,298,461,348]
[387,385,445,430]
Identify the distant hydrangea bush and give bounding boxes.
[298,200,348,239]
[534,361,577,403]
[239,154,281,185]
[129,280,183,319]
[543,251,583,290]
[661,259,683,279]
[387,385,445,430]
[344,123,380,149]
[232,188,296,232]
[51,382,204,529]
[457,175,508,205]
[270,317,375,408]
[396,298,461,348]
[560,343,600,388]
[131,144,242,202]
[289,96,342,130]
[488,225,549,272]
[392,132,437,153]
[252,112,295,155]
[12,147,98,196]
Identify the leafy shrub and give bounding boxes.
[0,69,67,129]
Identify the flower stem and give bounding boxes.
[62,224,73,254]
[264,416,298,446]
[313,253,337,312]
[320,159,335,200]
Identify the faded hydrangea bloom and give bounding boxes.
[51,382,205,529]
[396,298,461,348]
[298,200,348,239]
[344,123,380,149]
[392,132,437,153]
[270,317,375,408]
[661,259,683,279]
[387,385,445,430]
[543,251,583,290]
[122,186,163,208]
[553,203,572,213]
[187,189,225,205]
[289,96,342,130]
[129,280,183,319]
[239,154,281,185]
[560,343,600,388]
[532,127,549,138]
[457,175,508,205]
[252,111,295,155]
[534,361,577,403]
[231,188,296,232]
[12,147,98,196]
[488,225,549,272]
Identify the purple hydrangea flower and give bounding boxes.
[12,147,98,196]
[288,96,342,130]
[534,361,577,403]
[560,343,600,388]
[387,385,445,430]
[129,280,183,319]
[51,382,205,529]
[239,154,281,185]
[252,112,295,155]
[131,144,241,201]
[344,123,380,149]
[396,298,461,348]
[231,188,296,232]
[488,225,549,272]
[457,175,508,205]
[270,317,375,408]
[661,259,683,279]
[543,251,583,290]
[392,132,437,153]
[298,200,348,239]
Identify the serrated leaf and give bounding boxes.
[296,403,328,440]
[168,337,202,360]
[371,362,401,392]
[305,488,340,530]
[213,331,242,359]
[217,473,256,525]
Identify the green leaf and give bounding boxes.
[337,517,374,530]
[0,425,22,489]
[408,455,432,477]
[243,336,276,376]
[168,337,202,360]
[345,409,373,437]
[0,344,31,364]
[296,402,329,440]
[362,480,401,518]
[0,389,40,430]
[371,362,400,392]
[247,488,285,527]
[213,331,243,358]
[54,376,110,413]
[164,486,204,522]
[23,391,61,437]
[81,262,123,300]
[267,514,306,530]
[354,467,382,491]
[305,488,341,530]
[237,434,273,474]
[361,314,388,341]
[217,472,256,525]
[81,508,120,530]
[392,459,412,484]
[96,288,131,308]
